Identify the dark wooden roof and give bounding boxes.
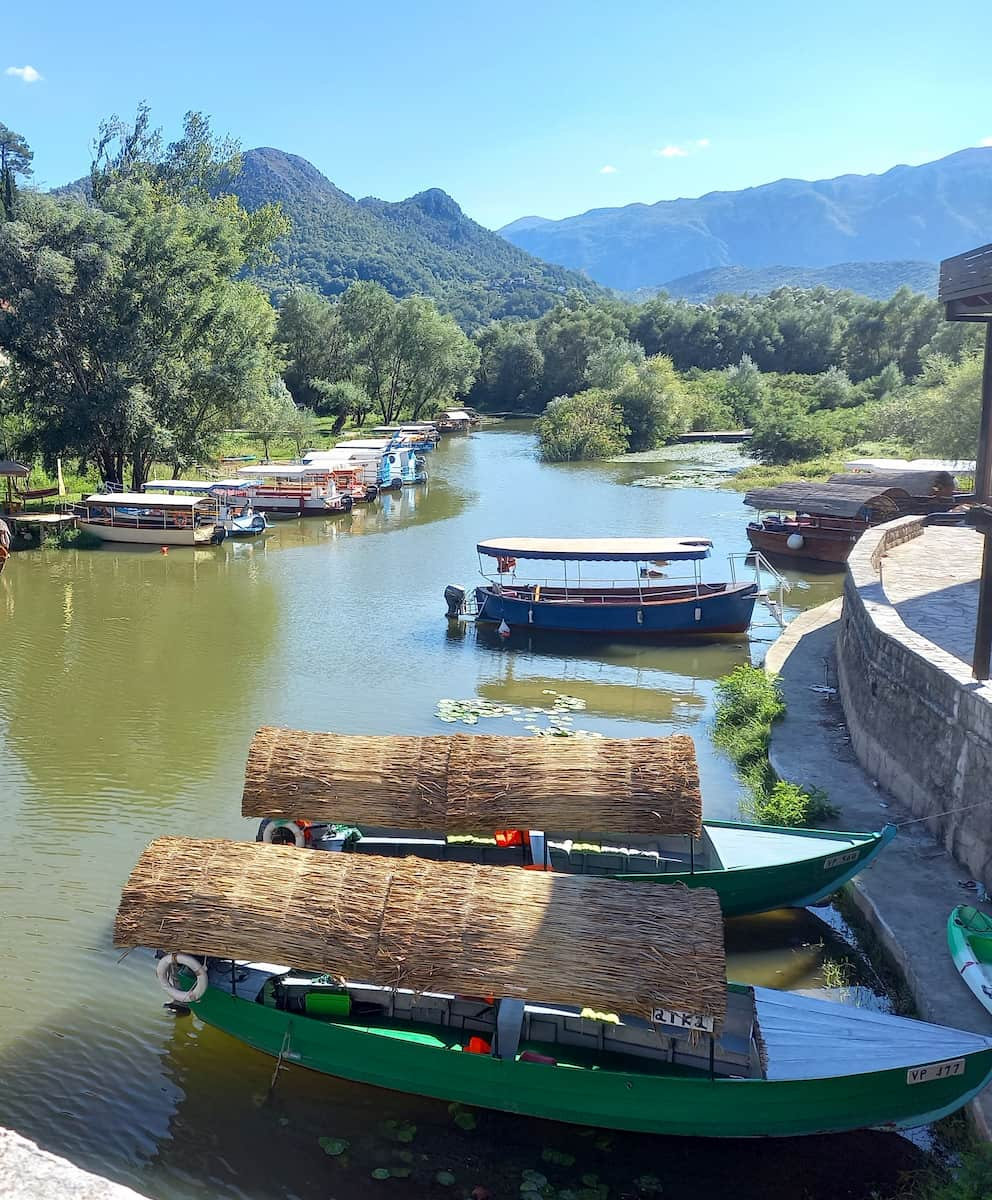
[743,482,908,518]
[939,244,992,320]
[827,470,955,496]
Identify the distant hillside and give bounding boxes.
[500,148,992,291]
[650,261,940,303]
[231,148,602,328]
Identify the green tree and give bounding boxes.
[283,404,320,458]
[749,393,844,464]
[535,391,628,462]
[312,379,368,428]
[0,123,33,220]
[609,355,687,450]
[535,296,627,401]
[585,339,645,389]
[244,380,299,461]
[468,321,544,412]
[276,285,354,415]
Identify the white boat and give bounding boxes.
[235,464,352,516]
[143,480,269,537]
[72,493,224,546]
[335,439,426,486]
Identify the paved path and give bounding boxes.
[766,600,992,1136]
[881,526,982,665]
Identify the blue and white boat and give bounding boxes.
[144,480,270,537]
[453,537,758,638]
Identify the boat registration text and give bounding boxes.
[907,1058,965,1085]
[823,849,860,870]
[653,1009,716,1032]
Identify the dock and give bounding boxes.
[675,430,752,444]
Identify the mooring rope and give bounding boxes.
[894,797,992,827]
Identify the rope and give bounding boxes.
[895,797,992,827]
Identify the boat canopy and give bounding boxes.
[0,460,29,478]
[115,836,727,1027]
[144,479,258,494]
[742,482,908,518]
[241,728,702,836]
[477,537,713,563]
[336,439,392,450]
[236,464,324,479]
[442,409,473,421]
[827,470,955,497]
[845,456,976,473]
[81,492,213,510]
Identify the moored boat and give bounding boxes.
[116,837,992,1137]
[143,479,269,537]
[235,464,353,516]
[452,537,758,638]
[243,727,896,917]
[71,493,225,546]
[948,905,992,1014]
[336,439,427,486]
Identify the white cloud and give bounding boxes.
[599,164,618,174]
[655,145,689,158]
[696,138,711,149]
[5,65,42,84]
[981,136,992,147]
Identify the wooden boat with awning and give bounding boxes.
[71,493,225,546]
[115,837,992,1137]
[241,728,896,917]
[743,482,909,566]
[463,537,758,638]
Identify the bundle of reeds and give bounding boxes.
[242,728,702,836]
[115,836,726,1026]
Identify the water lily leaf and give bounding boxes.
[318,1137,350,1157]
[581,1176,599,1188]
[390,1167,412,1178]
[453,1110,477,1131]
[635,1176,663,1195]
[372,1168,392,1180]
[521,1171,548,1186]
[435,1170,456,1186]
[541,1149,575,1166]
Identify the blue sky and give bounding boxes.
[4,0,991,229]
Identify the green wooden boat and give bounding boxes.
[259,818,896,919]
[245,727,896,918]
[177,964,992,1137]
[948,905,992,1014]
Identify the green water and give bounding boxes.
[0,426,920,1198]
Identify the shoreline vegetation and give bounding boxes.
[713,665,838,827]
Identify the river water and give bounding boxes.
[0,425,923,1199]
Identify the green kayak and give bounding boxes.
[948,905,992,1014]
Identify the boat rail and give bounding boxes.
[728,550,790,628]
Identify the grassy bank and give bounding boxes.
[713,664,837,826]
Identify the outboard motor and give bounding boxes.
[444,584,467,619]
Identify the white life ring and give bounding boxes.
[262,819,306,848]
[786,533,805,550]
[156,952,208,1003]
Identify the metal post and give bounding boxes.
[974,534,992,681]
[976,325,992,503]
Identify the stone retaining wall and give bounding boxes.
[837,516,992,882]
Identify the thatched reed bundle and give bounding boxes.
[242,729,702,837]
[115,837,726,1026]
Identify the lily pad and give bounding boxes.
[390,1167,413,1178]
[372,1168,392,1180]
[453,1110,477,1131]
[542,1149,576,1167]
[435,1171,456,1186]
[318,1137,350,1157]
[635,1176,663,1195]
[581,1176,599,1188]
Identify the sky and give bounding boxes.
[4,0,992,230]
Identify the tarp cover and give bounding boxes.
[477,537,713,562]
[742,482,907,518]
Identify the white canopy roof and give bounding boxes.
[236,464,327,479]
[845,457,976,473]
[477,537,713,563]
[81,492,211,509]
[144,479,257,493]
[335,439,391,450]
[442,409,473,421]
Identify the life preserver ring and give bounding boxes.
[156,952,208,1003]
[262,819,308,848]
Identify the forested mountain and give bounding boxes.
[654,261,939,303]
[230,148,602,328]
[500,148,992,291]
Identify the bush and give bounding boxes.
[749,393,845,464]
[713,665,838,826]
[535,391,628,462]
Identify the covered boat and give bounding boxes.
[827,470,960,515]
[143,479,269,537]
[335,439,427,486]
[461,537,757,638]
[234,464,353,516]
[71,493,225,546]
[241,728,895,917]
[116,837,992,1137]
[743,483,908,566]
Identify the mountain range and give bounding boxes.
[499,148,992,292]
[229,148,601,328]
[649,261,940,304]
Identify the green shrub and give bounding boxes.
[713,665,838,827]
[535,391,628,462]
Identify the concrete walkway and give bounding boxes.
[0,1128,148,1198]
[766,599,992,1136]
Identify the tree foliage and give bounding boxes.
[0,122,33,220]
[535,392,627,462]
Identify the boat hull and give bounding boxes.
[190,987,992,1137]
[76,519,213,546]
[617,822,897,917]
[475,584,758,637]
[746,524,859,567]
